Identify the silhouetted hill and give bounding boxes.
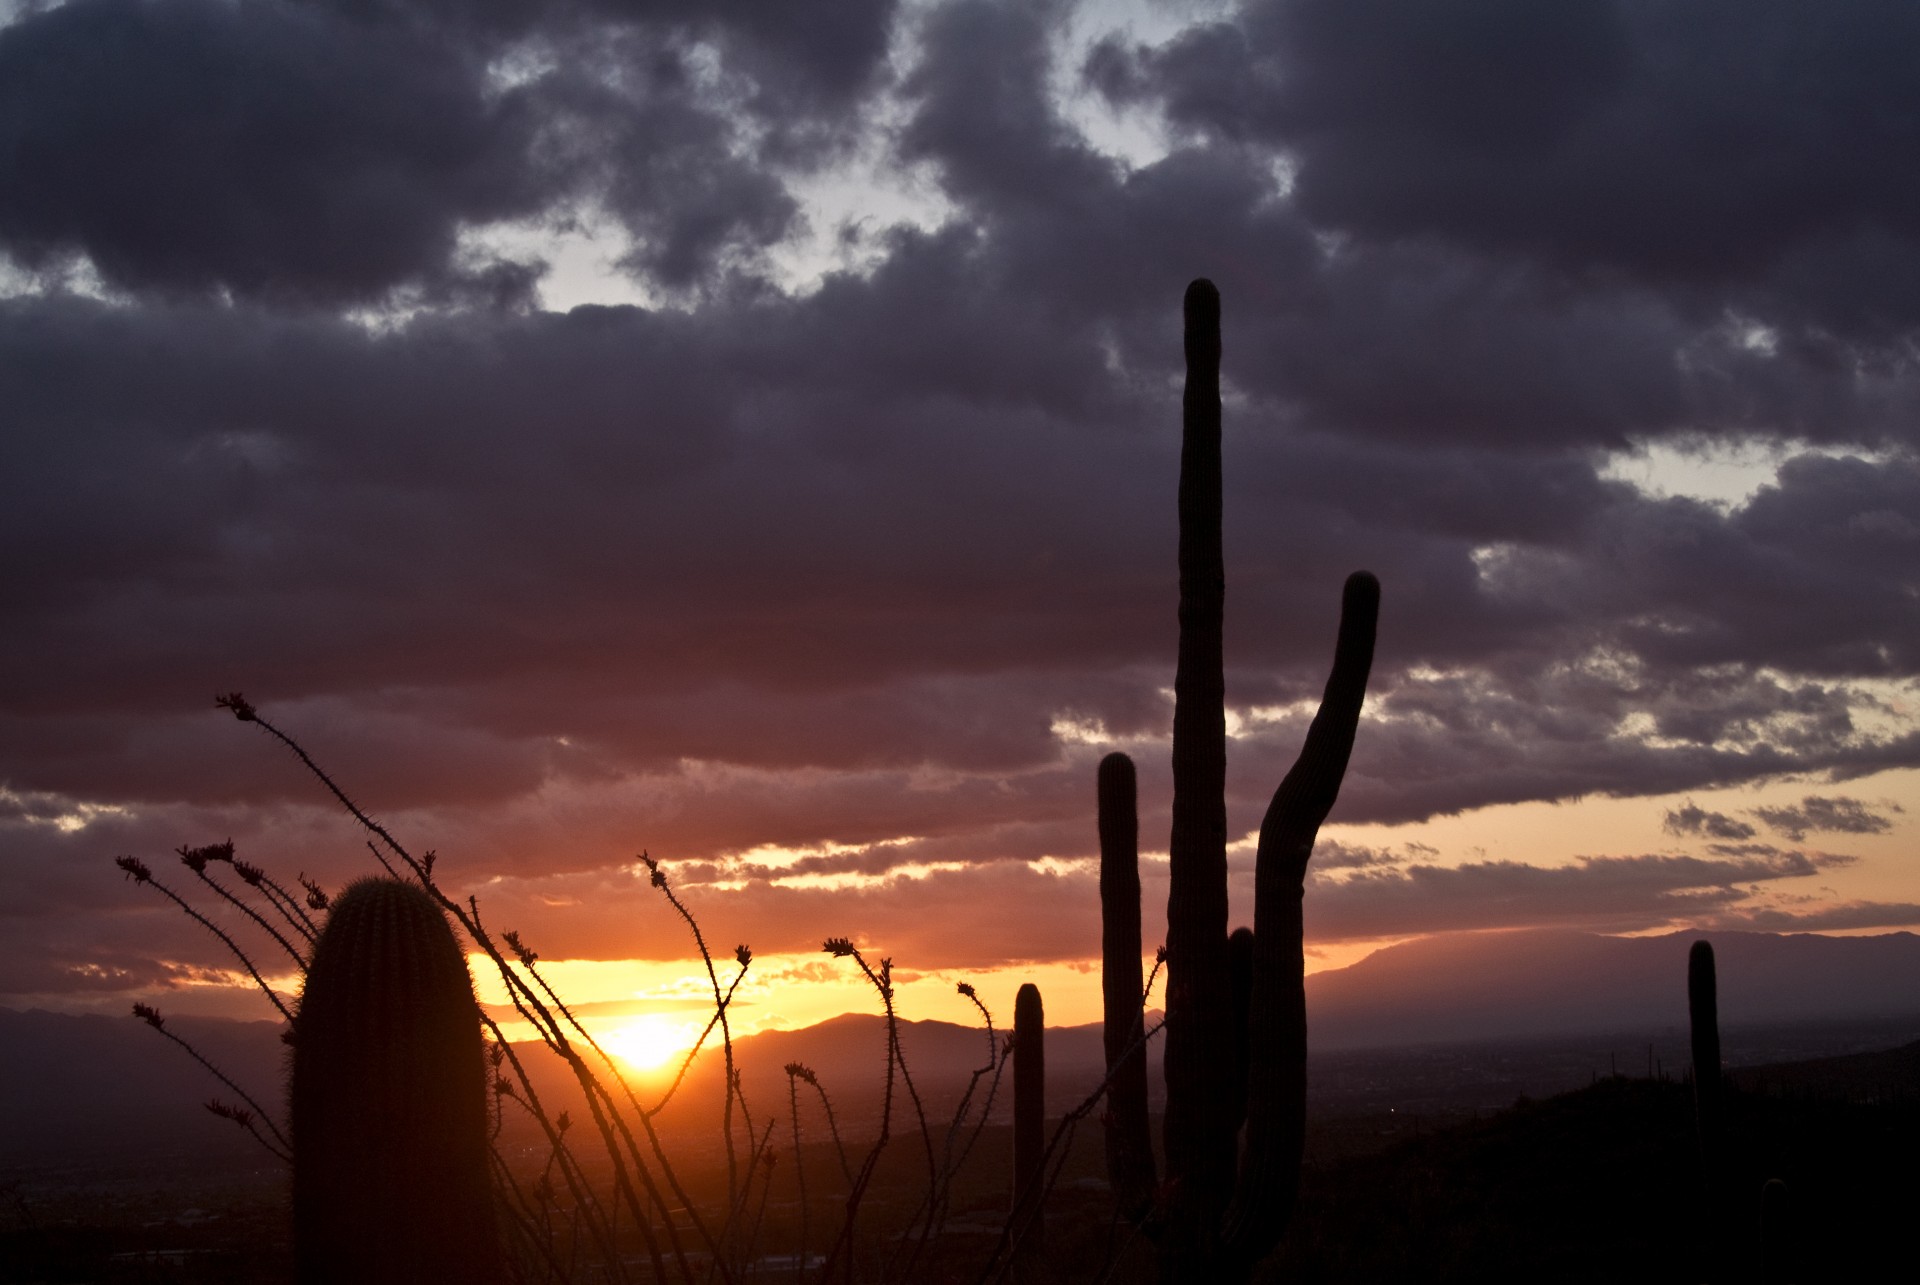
[1732,1037,1920,1103]
[1304,928,1920,1048]
[1263,1071,1920,1282]
[1,1007,287,1167]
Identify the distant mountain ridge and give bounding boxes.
[1303,929,1920,1049]
[9,928,1920,1166]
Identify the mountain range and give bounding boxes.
[9,928,1920,1167]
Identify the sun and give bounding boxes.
[597,1014,691,1073]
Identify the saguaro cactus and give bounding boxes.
[291,877,502,1285]
[1012,982,1047,1257]
[1689,938,1727,1281]
[1099,752,1157,1221]
[1689,939,1724,1153]
[1104,279,1379,1281]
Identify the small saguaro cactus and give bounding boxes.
[1103,279,1379,1282]
[1689,939,1724,1148]
[291,877,503,1285]
[1689,938,1727,1281]
[1012,981,1047,1258]
[1098,752,1157,1221]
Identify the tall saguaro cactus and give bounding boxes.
[1104,279,1379,1281]
[1162,279,1236,1253]
[291,877,502,1285]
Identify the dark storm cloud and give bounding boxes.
[0,0,550,303]
[902,0,1113,212]
[1752,794,1904,842]
[1101,0,1920,337]
[0,0,899,302]
[1,285,1913,832]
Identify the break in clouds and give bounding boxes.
[3,0,1918,1001]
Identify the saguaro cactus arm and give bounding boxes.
[1226,570,1378,1267]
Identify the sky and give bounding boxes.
[3,0,1917,1055]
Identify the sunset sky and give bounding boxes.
[4,0,1917,1056]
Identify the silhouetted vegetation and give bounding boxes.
[1100,278,1379,1281]
[1009,983,1046,1272]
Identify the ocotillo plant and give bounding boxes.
[1011,982,1047,1259]
[291,876,503,1285]
[1104,279,1379,1281]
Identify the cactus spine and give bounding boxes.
[291,877,502,1285]
[1012,981,1047,1259]
[1111,279,1379,1281]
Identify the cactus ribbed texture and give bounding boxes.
[1116,279,1378,1282]
[1012,982,1047,1258]
[291,877,502,1285]
[1099,752,1157,1221]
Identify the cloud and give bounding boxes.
[0,0,903,302]
[1107,0,1920,339]
[1304,848,1833,943]
[0,0,552,303]
[4,0,1920,1010]
[1751,794,1905,841]
[1663,801,1758,842]
[1309,839,1406,872]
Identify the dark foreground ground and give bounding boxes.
[6,1023,1916,1283]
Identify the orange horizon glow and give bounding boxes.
[100,767,1920,1033]
[467,941,1409,1052]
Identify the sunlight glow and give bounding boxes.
[597,1014,694,1072]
